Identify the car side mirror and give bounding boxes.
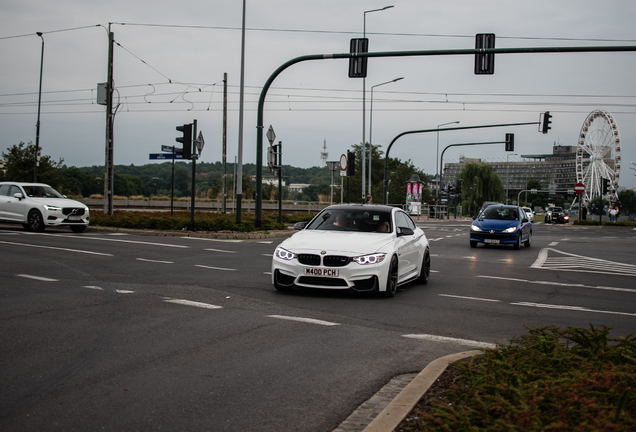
[523,218,529,223]
[397,227,414,237]
[13,192,23,200]
[293,222,308,230]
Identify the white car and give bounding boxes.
[522,207,534,222]
[271,204,430,297]
[0,182,90,233]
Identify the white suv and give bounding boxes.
[522,207,534,223]
[0,182,90,233]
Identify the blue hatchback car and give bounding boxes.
[470,205,532,249]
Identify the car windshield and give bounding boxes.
[479,207,519,220]
[23,185,64,199]
[552,207,563,212]
[306,208,392,233]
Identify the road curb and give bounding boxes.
[362,350,483,432]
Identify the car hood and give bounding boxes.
[473,219,519,230]
[280,230,393,254]
[29,197,88,208]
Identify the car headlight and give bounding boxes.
[43,205,61,212]
[503,226,517,233]
[274,247,296,261]
[470,224,482,232]
[352,253,386,265]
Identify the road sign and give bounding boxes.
[339,154,347,171]
[266,126,276,145]
[161,145,182,153]
[574,182,585,194]
[150,153,183,160]
[196,131,205,155]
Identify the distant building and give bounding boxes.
[252,175,286,187]
[288,183,311,193]
[441,144,592,203]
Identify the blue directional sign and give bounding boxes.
[150,153,184,160]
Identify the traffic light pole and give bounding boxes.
[382,122,537,205]
[254,44,636,227]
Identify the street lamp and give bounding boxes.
[369,76,403,198]
[362,5,394,203]
[506,153,517,204]
[152,177,160,195]
[436,121,459,198]
[34,32,44,182]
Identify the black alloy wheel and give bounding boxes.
[27,210,45,232]
[417,248,430,284]
[383,256,399,297]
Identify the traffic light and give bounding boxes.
[505,133,514,152]
[474,33,495,75]
[176,123,192,159]
[542,111,552,134]
[348,38,368,78]
[456,179,462,195]
[602,178,609,195]
[347,151,356,176]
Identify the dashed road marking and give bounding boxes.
[512,302,636,317]
[164,298,223,309]
[83,285,103,290]
[531,248,636,277]
[204,248,238,253]
[439,294,500,302]
[115,290,135,294]
[1,240,113,256]
[267,315,340,327]
[136,258,174,263]
[195,264,237,271]
[478,275,636,293]
[16,274,58,282]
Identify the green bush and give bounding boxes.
[408,325,636,431]
[90,211,302,232]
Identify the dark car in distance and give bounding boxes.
[545,206,569,224]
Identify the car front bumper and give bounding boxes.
[271,255,390,292]
[470,231,519,245]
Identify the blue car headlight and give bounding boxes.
[352,253,386,265]
[470,224,482,232]
[503,226,518,233]
[275,247,296,261]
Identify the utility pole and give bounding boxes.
[34,32,44,183]
[190,120,197,231]
[103,26,115,215]
[222,72,228,214]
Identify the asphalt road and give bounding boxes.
[1,221,635,431]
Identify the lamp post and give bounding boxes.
[369,76,403,198]
[435,121,459,199]
[34,32,44,182]
[362,5,393,203]
[506,153,517,204]
[152,177,160,196]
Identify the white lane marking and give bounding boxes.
[478,275,636,294]
[402,334,496,349]
[439,294,501,302]
[258,241,273,244]
[83,286,103,290]
[0,232,19,235]
[164,298,223,309]
[181,237,244,243]
[195,265,237,271]
[107,233,129,236]
[16,274,58,282]
[430,269,439,273]
[463,256,477,259]
[531,248,636,276]
[115,290,135,294]
[136,258,174,263]
[262,254,272,257]
[0,240,113,256]
[512,302,636,317]
[430,237,445,242]
[267,315,340,327]
[548,242,559,246]
[263,271,272,275]
[20,232,190,249]
[204,248,237,253]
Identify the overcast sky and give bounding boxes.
[1,0,635,189]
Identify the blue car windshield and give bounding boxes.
[306,209,392,233]
[480,207,519,220]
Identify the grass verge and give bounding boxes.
[398,325,635,431]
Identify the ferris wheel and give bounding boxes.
[576,110,622,203]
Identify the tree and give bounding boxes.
[617,189,636,213]
[0,142,64,184]
[457,162,504,216]
[523,179,549,209]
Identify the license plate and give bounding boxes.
[67,216,82,221]
[304,267,339,277]
[485,239,500,244]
